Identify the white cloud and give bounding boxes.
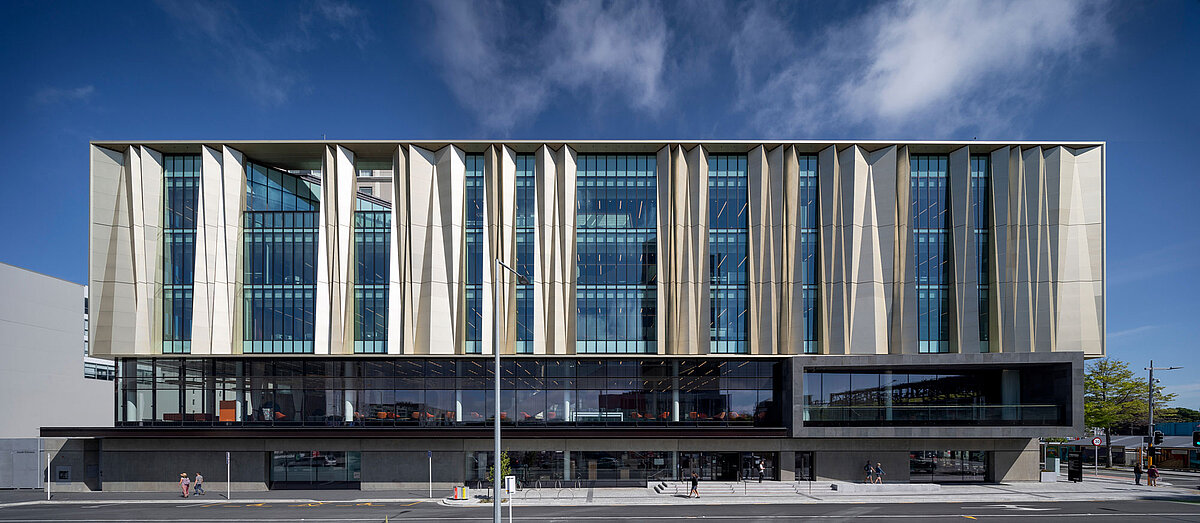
[1107,325,1158,338]
[428,0,670,132]
[32,85,94,105]
[735,0,1111,137]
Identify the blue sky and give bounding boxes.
[1,1,1196,405]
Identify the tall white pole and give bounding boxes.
[428,451,433,498]
[46,450,50,501]
[226,451,231,500]
[493,259,502,523]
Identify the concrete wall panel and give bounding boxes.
[401,145,466,354]
[748,145,785,354]
[656,145,709,354]
[315,146,357,355]
[817,145,841,354]
[949,146,980,353]
[388,145,408,354]
[533,145,577,355]
[779,146,810,355]
[483,145,518,354]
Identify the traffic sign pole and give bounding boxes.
[1092,437,1102,475]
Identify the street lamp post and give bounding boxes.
[1145,360,1182,467]
[493,259,527,523]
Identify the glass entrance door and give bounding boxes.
[910,450,988,483]
[270,451,361,489]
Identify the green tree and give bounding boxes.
[485,451,512,485]
[1084,358,1176,465]
[1159,406,1200,423]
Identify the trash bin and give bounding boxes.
[452,486,470,500]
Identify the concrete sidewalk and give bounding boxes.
[3,476,1197,509]
[444,476,1200,507]
[0,488,431,508]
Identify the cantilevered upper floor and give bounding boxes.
[89,140,1104,358]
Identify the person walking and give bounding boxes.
[1133,462,1143,485]
[179,473,190,498]
[873,463,886,484]
[689,471,700,498]
[863,460,873,483]
[193,472,205,495]
[757,461,765,483]
[1148,465,1159,487]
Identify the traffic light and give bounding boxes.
[1153,431,1164,446]
[1193,430,1200,448]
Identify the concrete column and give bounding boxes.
[1002,369,1020,421]
[671,359,680,422]
[564,451,571,482]
[780,450,796,481]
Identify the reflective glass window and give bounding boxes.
[242,163,320,353]
[708,155,748,354]
[576,155,658,353]
[162,154,201,353]
[354,193,390,353]
[465,154,484,354]
[911,155,951,353]
[515,154,535,353]
[797,155,820,353]
[117,356,784,428]
[971,155,990,352]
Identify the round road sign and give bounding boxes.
[1091,437,1102,446]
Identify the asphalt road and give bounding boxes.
[1090,468,1200,490]
[1,499,1198,522]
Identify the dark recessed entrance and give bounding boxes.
[269,451,361,489]
[679,452,778,481]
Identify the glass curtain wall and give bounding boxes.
[243,163,320,354]
[576,155,658,354]
[465,155,484,354]
[354,196,390,353]
[802,366,1069,426]
[911,155,951,353]
[971,155,990,352]
[708,154,749,354]
[515,154,535,353]
[797,155,820,353]
[115,357,782,428]
[162,154,200,354]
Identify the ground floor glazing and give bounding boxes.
[75,436,1031,492]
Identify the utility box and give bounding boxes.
[1067,450,1083,483]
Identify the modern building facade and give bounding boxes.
[1,262,111,490]
[59,140,1104,490]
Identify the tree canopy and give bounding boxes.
[1084,358,1177,433]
